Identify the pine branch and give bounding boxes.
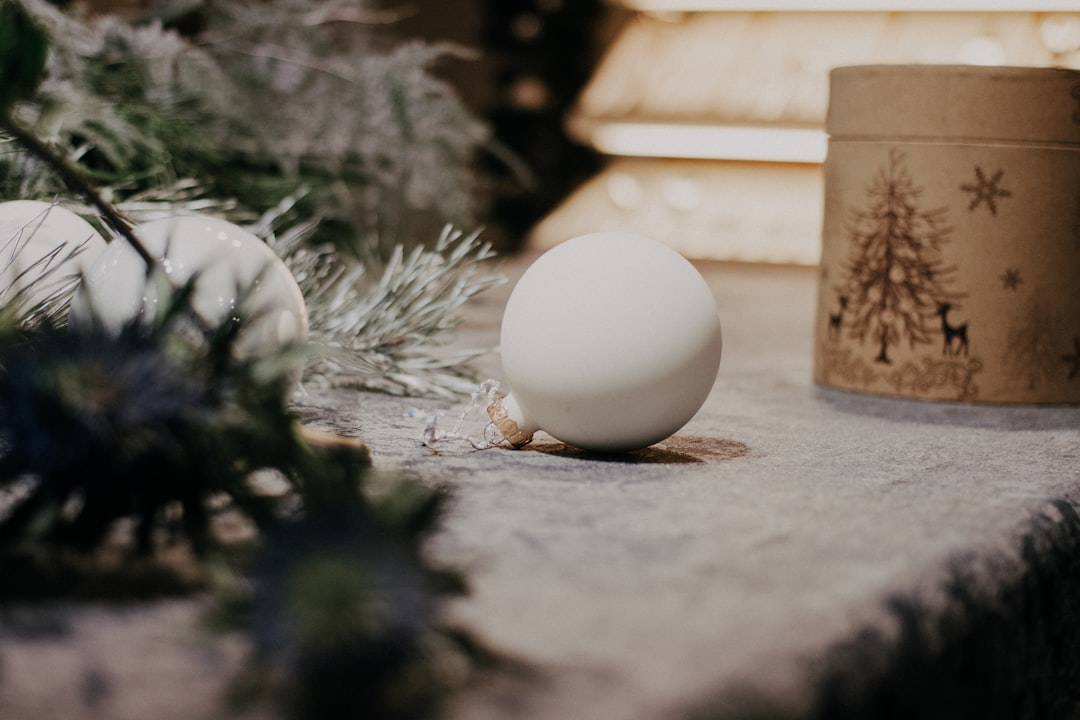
[1,0,501,397]
[271,220,505,398]
[0,117,155,267]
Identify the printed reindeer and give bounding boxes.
[937,302,969,357]
[828,295,848,342]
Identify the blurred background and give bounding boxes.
[74,1,1080,262]
[410,1,1080,266]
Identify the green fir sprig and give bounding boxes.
[0,0,505,398]
[0,2,506,715]
[1,0,490,250]
[218,463,490,720]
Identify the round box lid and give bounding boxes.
[827,64,1080,145]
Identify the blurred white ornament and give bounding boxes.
[488,231,722,452]
[0,200,107,311]
[71,214,308,364]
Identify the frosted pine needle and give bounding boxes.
[294,226,503,399]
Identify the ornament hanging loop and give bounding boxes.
[486,395,534,449]
[422,379,511,451]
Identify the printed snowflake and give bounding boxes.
[999,268,1022,290]
[961,166,1012,215]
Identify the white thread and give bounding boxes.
[422,378,506,450]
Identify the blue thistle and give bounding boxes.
[0,287,296,556]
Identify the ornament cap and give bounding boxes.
[486,394,534,449]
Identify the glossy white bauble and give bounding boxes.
[489,231,722,452]
[0,200,107,309]
[71,214,308,363]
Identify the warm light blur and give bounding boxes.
[569,120,828,164]
[619,1,1080,10]
[532,6,1080,263]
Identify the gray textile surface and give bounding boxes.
[298,260,1080,719]
[1,259,1078,720]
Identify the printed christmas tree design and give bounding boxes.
[840,149,962,365]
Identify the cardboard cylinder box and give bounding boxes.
[814,65,1080,404]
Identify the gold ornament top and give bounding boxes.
[486,395,534,449]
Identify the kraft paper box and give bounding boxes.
[814,65,1080,404]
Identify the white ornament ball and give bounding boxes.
[0,200,107,309]
[488,231,722,452]
[71,214,308,364]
